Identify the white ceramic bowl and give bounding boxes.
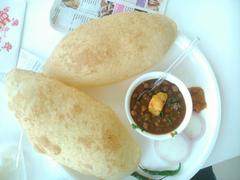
[125,71,193,141]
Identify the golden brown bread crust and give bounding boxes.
[43,12,177,87]
[6,69,141,179]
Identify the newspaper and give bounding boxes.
[50,0,168,32]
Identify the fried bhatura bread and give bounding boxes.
[43,12,177,87]
[6,69,141,180]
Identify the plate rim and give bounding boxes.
[0,34,222,180]
[176,33,222,179]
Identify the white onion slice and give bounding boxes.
[184,113,205,141]
[154,135,191,164]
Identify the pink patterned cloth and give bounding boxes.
[0,1,26,73]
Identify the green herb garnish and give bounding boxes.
[166,117,172,125]
[132,124,138,129]
[167,96,179,106]
[160,111,164,118]
[132,123,144,132]
[170,131,178,137]
[139,163,181,176]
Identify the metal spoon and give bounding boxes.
[137,37,200,101]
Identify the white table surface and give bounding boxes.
[20,0,240,169]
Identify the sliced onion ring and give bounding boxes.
[154,135,191,164]
[183,113,206,141]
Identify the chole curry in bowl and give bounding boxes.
[125,71,192,140]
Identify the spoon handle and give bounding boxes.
[154,37,200,86]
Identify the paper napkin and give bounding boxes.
[17,49,44,72]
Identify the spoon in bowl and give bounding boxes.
[137,37,200,101]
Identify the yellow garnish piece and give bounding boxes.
[148,92,168,116]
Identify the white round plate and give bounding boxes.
[0,33,221,180]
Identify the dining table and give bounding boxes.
[1,0,240,179]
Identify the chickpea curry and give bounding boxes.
[130,79,186,134]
